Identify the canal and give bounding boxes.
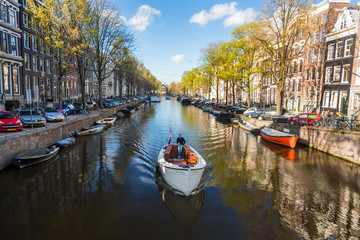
[1,99,360,239]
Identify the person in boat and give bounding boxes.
[177,134,186,158]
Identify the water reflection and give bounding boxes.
[0,99,360,239]
[158,186,204,233]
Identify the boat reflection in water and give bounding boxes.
[158,186,204,233]
[260,138,296,162]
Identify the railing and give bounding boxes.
[314,115,359,132]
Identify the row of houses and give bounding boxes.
[207,0,360,117]
[0,0,129,110]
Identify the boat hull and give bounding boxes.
[15,147,59,168]
[238,120,260,133]
[78,125,105,136]
[159,164,205,196]
[260,128,298,148]
[55,137,76,148]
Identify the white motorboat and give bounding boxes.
[78,124,106,136]
[96,117,116,126]
[157,144,206,196]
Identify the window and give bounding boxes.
[297,79,301,92]
[304,86,309,101]
[299,59,303,73]
[10,36,17,56]
[341,15,346,29]
[33,77,39,99]
[313,49,318,62]
[9,10,16,27]
[319,47,324,62]
[13,67,19,94]
[23,0,27,7]
[25,75,31,90]
[46,60,51,73]
[3,65,10,94]
[342,65,350,83]
[325,67,332,83]
[327,44,334,60]
[1,32,8,53]
[309,33,313,45]
[345,39,353,57]
[315,31,319,44]
[323,91,330,107]
[293,61,297,74]
[1,4,7,23]
[33,56,38,71]
[311,67,316,80]
[23,13,30,28]
[310,86,315,100]
[46,78,51,97]
[320,29,325,42]
[322,13,327,23]
[307,50,311,63]
[292,79,295,92]
[317,67,322,80]
[316,17,320,25]
[336,42,344,58]
[330,91,338,108]
[25,54,30,70]
[40,59,44,72]
[32,36,37,51]
[333,66,341,82]
[293,45,298,56]
[39,40,43,53]
[24,32,30,49]
[356,67,360,85]
[306,68,310,80]
[299,44,304,55]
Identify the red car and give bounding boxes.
[0,111,23,132]
[288,113,321,126]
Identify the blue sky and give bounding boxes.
[114,0,358,84]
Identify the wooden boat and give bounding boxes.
[55,136,76,148]
[96,117,116,126]
[260,138,295,162]
[157,144,206,196]
[238,119,260,133]
[158,186,204,233]
[14,146,60,168]
[120,107,135,114]
[260,127,298,148]
[78,124,106,136]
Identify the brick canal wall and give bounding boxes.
[0,105,132,170]
[272,123,360,165]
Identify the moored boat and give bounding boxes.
[78,124,106,136]
[96,117,116,126]
[14,146,60,168]
[260,127,298,148]
[238,119,260,133]
[260,138,295,162]
[120,106,135,114]
[157,144,206,196]
[55,136,76,148]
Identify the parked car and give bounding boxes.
[61,103,76,115]
[73,102,83,113]
[18,109,46,127]
[288,113,321,126]
[243,107,258,116]
[87,101,97,109]
[248,110,264,118]
[272,112,297,123]
[34,107,64,122]
[0,111,23,131]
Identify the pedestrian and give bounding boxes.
[177,134,186,158]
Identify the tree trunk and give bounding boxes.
[225,81,228,105]
[232,81,235,105]
[276,88,282,115]
[247,84,251,108]
[58,75,63,108]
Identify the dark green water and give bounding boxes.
[1,98,360,240]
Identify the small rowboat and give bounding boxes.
[14,146,60,168]
[78,124,106,136]
[157,144,206,196]
[238,119,260,133]
[260,127,298,148]
[96,117,116,126]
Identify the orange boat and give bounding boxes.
[260,138,295,162]
[260,127,298,148]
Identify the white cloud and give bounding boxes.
[189,2,257,27]
[171,55,185,64]
[127,5,161,32]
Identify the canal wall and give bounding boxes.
[0,105,131,170]
[272,123,360,165]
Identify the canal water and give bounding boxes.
[1,99,360,240]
